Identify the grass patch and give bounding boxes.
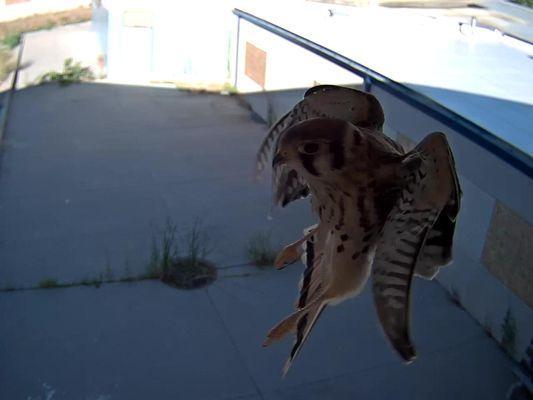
[2,32,21,49]
[0,47,16,83]
[510,0,533,8]
[80,273,105,288]
[162,258,217,289]
[38,278,60,289]
[221,82,237,95]
[147,218,179,279]
[3,218,216,293]
[182,217,211,269]
[39,58,94,86]
[0,6,92,42]
[246,232,277,267]
[501,308,517,357]
[147,217,216,289]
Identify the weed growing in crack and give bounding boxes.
[501,308,517,357]
[147,218,179,279]
[146,217,215,289]
[245,231,277,267]
[39,58,94,86]
[183,217,211,269]
[38,278,60,289]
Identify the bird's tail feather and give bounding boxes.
[264,223,326,376]
[282,301,327,377]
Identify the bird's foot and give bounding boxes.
[274,228,318,269]
[274,242,303,269]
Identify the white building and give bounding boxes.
[94,0,237,86]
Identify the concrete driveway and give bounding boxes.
[0,83,514,399]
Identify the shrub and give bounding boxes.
[39,58,94,86]
[2,32,21,49]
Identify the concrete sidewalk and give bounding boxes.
[0,268,514,400]
[0,83,310,287]
[17,22,100,89]
[0,83,515,399]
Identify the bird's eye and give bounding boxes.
[300,142,320,154]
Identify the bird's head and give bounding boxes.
[272,117,357,181]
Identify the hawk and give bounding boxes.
[257,85,461,376]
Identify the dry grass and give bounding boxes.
[0,6,92,41]
[0,47,16,82]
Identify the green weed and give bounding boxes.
[501,308,516,357]
[246,232,277,267]
[38,278,60,289]
[39,58,94,86]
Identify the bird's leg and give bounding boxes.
[274,227,317,269]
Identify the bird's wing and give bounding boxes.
[255,110,292,177]
[256,109,310,207]
[256,85,388,208]
[371,132,460,362]
[415,141,461,279]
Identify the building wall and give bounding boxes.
[100,0,235,85]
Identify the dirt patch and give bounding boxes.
[0,6,92,40]
[161,259,217,290]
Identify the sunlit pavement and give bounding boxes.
[17,22,101,89]
[0,83,514,399]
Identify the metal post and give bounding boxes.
[363,76,372,92]
[233,16,241,89]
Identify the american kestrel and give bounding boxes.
[257,85,461,375]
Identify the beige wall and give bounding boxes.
[483,203,533,308]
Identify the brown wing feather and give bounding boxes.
[255,110,292,176]
[416,135,462,278]
[372,132,460,362]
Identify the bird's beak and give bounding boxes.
[272,152,287,168]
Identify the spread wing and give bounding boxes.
[255,85,388,208]
[371,132,461,362]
